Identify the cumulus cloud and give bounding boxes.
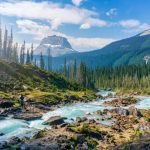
[119,19,140,28]
[106,8,117,17]
[16,19,66,39]
[80,18,107,29]
[69,37,115,51]
[72,0,85,6]
[119,19,150,33]
[0,0,107,30]
[16,19,115,51]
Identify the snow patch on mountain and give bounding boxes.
[35,35,77,57]
[139,29,150,36]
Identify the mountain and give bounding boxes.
[50,29,150,69]
[35,35,77,57]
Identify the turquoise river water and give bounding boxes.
[0,90,150,142]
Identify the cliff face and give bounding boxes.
[35,35,77,57]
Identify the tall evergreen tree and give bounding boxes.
[3,26,8,59]
[64,58,67,77]
[30,43,34,63]
[26,49,30,64]
[78,61,87,87]
[20,41,25,64]
[40,52,45,69]
[11,43,18,63]
[34,58,37,67]
[13,43,18,63]
[73,59,77,80]
[47,47,52,71]
[0,22,2,58]
[7,27,13,60]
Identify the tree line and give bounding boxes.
[0,26,52,71]
[57,59,94,89]
[58,58,150,91]
[1,25,150,91]
[88,64,150,91]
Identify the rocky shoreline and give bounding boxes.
[0,94,150,150]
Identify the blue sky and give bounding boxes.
[0,0,150,51]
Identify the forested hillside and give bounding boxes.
[51,30,150,69]
[90,64,150,94]
[0,60,95,105]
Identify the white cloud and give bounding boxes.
[69,37,115,51]
[119,19,150,33]
[119,19,140,28]
[80,18,107,29]
[0,1,107,29]
[16,19,115,51]
[16,19,66,40]
[106,8,117,17]
[72,0,85,6]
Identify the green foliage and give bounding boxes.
[85,137,98,149]
[40,52,45,69]
[89,64,150,94]
[33,130,47,139]
[0,61,95,105]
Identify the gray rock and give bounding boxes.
[76,117,82,123]
[0,133,4,136]
[43,116,66,125]
[35,35,77,57]
[0,141,7,149]
[14,113,42,121]
[76,134,85,144]
[0,101,14,108]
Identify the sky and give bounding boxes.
[0,0,150,52]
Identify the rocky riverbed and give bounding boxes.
[0,90,150,149]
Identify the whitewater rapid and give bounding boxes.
[0,90,150,142]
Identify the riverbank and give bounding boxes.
[0,91,150,149]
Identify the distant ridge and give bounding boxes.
[51,29,150,69]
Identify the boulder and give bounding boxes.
[81,117,88,122]
[76,117,87,123]
[43,116,66,125]
[113,108,129,116]
[0,133,4,136]
[89,119,96,124]
[85,112,91,115]
[0,141,7,149]
[76,117,82,123]
[8,137,21,145]
[76,134,86,144]
[93,110,103,115]
[14,113,42,121]
[0,114,7,120]
[59,123,69,128]
[0,101,14,108]
[128,106,142,117]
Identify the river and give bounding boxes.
[0,90,150,142]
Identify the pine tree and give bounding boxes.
[73,59,77,80]
[30,43,34,63]
[3,26,8,59]
[20,41,25,64]
[12,43,18,63]
[40,52,45,69]
[78,61,87,87]
[7,27,13,60]
[26,49,30,64]
[64,58,67,77]
[0,22,2,58]
[34,58,37,67]
[47,47,52,71]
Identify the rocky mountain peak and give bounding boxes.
[35,35,77,57]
